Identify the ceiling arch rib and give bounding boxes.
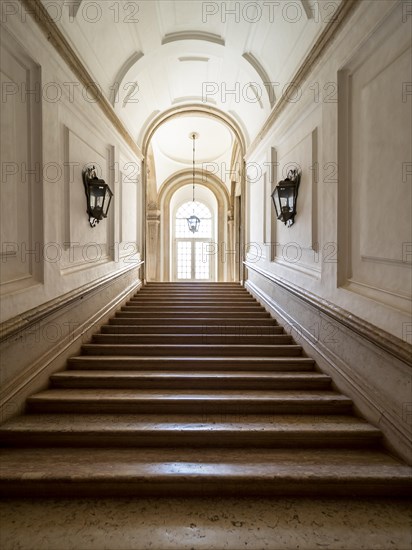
[149,113,236,192]
[242,52,276,108]
[113,39,273,145]
[140,104,246,159]
[110,51,144,105]
[50,0,335,147]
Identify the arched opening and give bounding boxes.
[173,198,215,281]
[142,107,245,282]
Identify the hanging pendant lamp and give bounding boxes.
[187,132,200,233]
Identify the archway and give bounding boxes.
[173,198,215,281]
[141,105,246,282]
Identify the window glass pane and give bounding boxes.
[176,241,191,279]
[195,242,210,280]
[176,201,212,238]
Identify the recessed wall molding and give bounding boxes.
[0,27,44,295]
[0,262,143,344]
[244,261,412,365]
[337,5,411,312]
[62,123,111,259]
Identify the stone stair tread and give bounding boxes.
[67,356,315,371]
[0,413,380,433]
[91,335,293,344]
[3,281,409,498]
[80,344,304,358]
[1,448,410,497]
[116,314,271,322]
[81,344,302,350]
[28,389,351,401]
[68,356,313,363]
[112,317,277,324]
[49,370,331,389]
[51,371,328,380]
[103,324,282,333]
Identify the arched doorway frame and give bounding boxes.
[172,197,215,282]
[159,169,230,282]
[140,104,247,282]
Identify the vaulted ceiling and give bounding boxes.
[45,0,339,186]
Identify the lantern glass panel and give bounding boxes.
[103,187,113,217]
[272,187,280,218]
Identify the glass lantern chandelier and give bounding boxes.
[187,132,200,233]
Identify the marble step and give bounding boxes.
[50,371,331,390]
[133,289,251,299]
[122,304,266,311]
[67,356,316,371]
[1,447,410,497]
[91,334,293,345]
[26,390,353,414]
[135,294,253,300]
[128,299,257,305]
[81,344,303,357]
[0,414,381,448]
[145,283,242,286]
[116,310,271,318]
[112,316,276,325]
[104,324,282,335]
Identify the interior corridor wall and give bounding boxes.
[0,10,144,419]
[244,0,412,462]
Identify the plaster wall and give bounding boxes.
[0,15,143,324]
[0,13,144,414]
[245,0,412,342]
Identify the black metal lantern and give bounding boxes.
[187,132,200,234]
[271,169,301,227]
[187,214,200,233]
[82,166,113,227]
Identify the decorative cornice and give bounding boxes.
[244,261,412,366]
[246,0,360,157]
[19,0,143,159]
[0,262,144,343]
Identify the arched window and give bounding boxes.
[174,201,214,280]
[175,201,212,238]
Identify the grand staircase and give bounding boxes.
[1,282,411,496]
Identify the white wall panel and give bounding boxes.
[0,29,43,294]
[340,7,412,312]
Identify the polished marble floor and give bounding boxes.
[0,497,410,549]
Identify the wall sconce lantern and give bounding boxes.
[82,166,113,227]
[271,169,301,227]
